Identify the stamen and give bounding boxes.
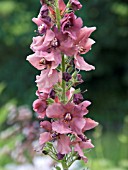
[38,24,47,34]
[64,112,72,122]
[51,38,60,48]
[78,46,86,54]
[39,58,46,65]
[51,132,59,139]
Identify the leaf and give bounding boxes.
[55,166,61,170]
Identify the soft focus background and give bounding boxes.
[0,0,128,169]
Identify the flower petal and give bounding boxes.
[80,140,94,149]
[70,118,86,134]
[78,101,91,115]
[36,69,59,91]
[46,103,64,119]
[52,121,71,134]
[83,118,99,131]
[39,132,51,145]
[74,55,95,71]
[40,121,52,131]
[74,143,88,163]
[57,135,71,154]
[33,99,47,118]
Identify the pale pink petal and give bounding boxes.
[70,117,86,134]
[84,38,95,53]
[57,135,71,154]
[66,87,75,101]
[39,132,51,145]
[32,17,43,26]
[83,118,99,131]
[80,140,94,149]
[30,36,44,52]
[40,121,52,131]
[46,103,64,119]
[52,121,71,134]
[78,101,91,115]
[36,69,59,91]
[26,52,46,70]
[74,55,95,71]
[79,101,91,108]
[74,143,88,163]
[43,29,55,47]
[33,99,46,118]
[76,26,96,43]
[63,103,75,112]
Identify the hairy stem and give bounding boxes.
[55,0,61,30]
[61,161,68,170]
[62,55,66,104]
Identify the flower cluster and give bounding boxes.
[27,0,98,168]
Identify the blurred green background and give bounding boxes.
[0,0,128,169]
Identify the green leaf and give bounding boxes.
[55,166,61,170]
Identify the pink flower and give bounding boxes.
[36,90,48,100]
[70,0,82,11]
[61,12,83,39]
[30,30,56,52]
[82,118,99,132]
[32,5,51,33]
[53,26,76,56]
[27,50,61,72]
[46,103,88,135]
[75,26,96,55]
[36,68,59,92]
[78,100,91,113]
[74,55,95,71]
[33,99,47,118]
[72,136,94,162]
[39,121,71,154]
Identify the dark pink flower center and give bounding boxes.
[64,20,73,29]
[51,38,60,48]
[77,46,86,54]
[78,134,88,142]
[51,132,59,140]
[64,112,72,122]
[39,58,51,66]
[38,24,47,34]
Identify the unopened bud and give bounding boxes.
[49,89,56,99]
[57,153,65,160]
[73,93,83,104]
[63,72,72,82]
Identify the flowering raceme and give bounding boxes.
[27,0,98,169]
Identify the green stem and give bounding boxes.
[62,55,66,104]
[61,161,68,170]
[55,0,61,30]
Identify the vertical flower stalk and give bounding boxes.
[27,0,98,169]
[62,55,66,103]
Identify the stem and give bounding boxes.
[62,55,66,104]
[61,161,68,170]
[55,0,61,30]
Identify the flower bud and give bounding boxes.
[70,0,82,11]
[57,153,65,160]
[49,89,56,99]
[73,93,83,104]
[40,5,49,17]
[72,71,77,78]
[63,72,72,82]
[77,74,82,81]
